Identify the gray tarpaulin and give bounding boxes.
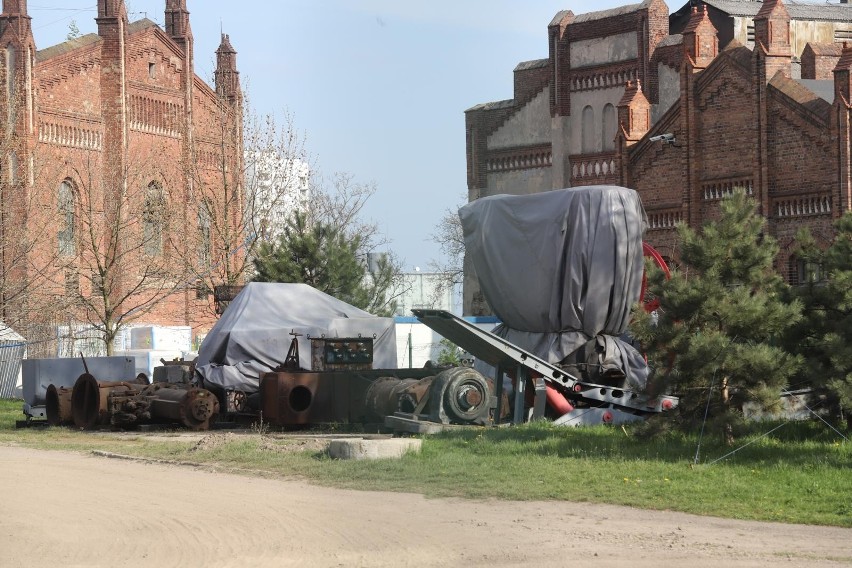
[196,283,397,393]
[460,185,649,390]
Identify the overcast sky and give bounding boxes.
[31,0,632,270]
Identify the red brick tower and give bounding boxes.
[0,0,36,183]
[97,0,129,179]
[215,34,240,106]
[213,32,243,277]
[617,80,651,143]
[0,0,37,323]
[166,0,194,135]
[95,0,129,314]
[754,0,792,81]
[681,6,718,70]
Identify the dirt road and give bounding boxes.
[0,446,849,568]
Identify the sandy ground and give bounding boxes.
[0,445,850,568]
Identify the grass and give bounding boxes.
[2,398,850,527]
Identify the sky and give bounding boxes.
[30,0,632,271]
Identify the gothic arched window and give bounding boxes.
[58,180,76,256]
[198,204,211,268]
[602,104,617,152]
[581,105,595,153]
[143,182,166,256]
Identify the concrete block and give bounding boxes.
[328,437,422,460]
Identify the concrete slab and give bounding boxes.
[327,437,422,460]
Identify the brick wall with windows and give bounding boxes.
[0,0,242,352]
[464,0,852,315]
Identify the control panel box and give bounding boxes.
[311,337,374,371]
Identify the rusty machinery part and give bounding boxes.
[375,368,493,426]
[139,384,220,430]
[227,389,248,413]
[364,377,430,422]
[70,374,146,430]
[45,384,74,426]
[152,362,194,385]
[106,383,220,430]
[431,367,492,425]
[259,373,317,426]
[281,335,301,371]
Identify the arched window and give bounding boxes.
[602,104,617,152]
[581,105,595,153]
[143,182,165,256]
[58,180,75,256]
[5,44,15,124]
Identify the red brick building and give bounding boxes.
[0,0,243,353]
[465,0,852,315]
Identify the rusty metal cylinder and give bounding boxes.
[364,376,432,422]
[147,385,220,431]
[70,373,145,429]
[45,384,73,426]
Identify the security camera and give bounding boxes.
[649,133,675,143]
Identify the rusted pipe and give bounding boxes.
[45,384,73,426]
[70,373,146,429]
[364,376,429,422]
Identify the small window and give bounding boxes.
[148,62,156,79]
[788,256,822,286]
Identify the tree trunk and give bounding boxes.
[721,377,734,446]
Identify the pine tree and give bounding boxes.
[252,211,396,316]
[630,189,802,444]
[783,213,852,429]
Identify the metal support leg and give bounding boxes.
[531,377,547,420]
[513,366,527,425]
[492,365,504,426]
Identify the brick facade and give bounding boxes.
[464,0,852,315]
[0,0,242,353]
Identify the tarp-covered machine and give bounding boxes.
[381,185,678,430]
[255,185,677,431]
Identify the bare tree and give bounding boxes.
[64,147,186,355]
[426,195,467,309]
[309,171,408,313]
[179,84,409,316]
[177,88,311,315]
